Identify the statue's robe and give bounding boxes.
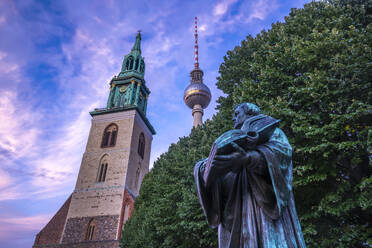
[194,128,306,248]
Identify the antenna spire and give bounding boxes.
[194,16,199,68]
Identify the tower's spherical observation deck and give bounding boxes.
[184,83,211,109]
[184,17,211,127]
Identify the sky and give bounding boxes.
[0,0,311,247]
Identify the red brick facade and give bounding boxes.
[33,195,72,246]
[118,188,135,239]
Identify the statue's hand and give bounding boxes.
[212,152,248,174]
[212,150,263,174]
[245,150,265,171]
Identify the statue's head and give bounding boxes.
[233,102,261,129]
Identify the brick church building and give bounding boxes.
[33,32,155,248]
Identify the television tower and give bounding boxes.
[184,17,211,127]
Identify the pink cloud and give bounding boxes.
[0,214,51,239]
[0,90,40,160]
[0,169,12,189]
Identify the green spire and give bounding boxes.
[101,31,150,116]
[90,31,155,134]
[131,31,141,53]
[119,31,145,79]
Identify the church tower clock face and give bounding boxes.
[119,85,127,93]
[33,32,155,248]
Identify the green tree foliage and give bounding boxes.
[121,1,371,247]
[217,0,372,246]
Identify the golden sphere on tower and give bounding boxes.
[184,83,211,109]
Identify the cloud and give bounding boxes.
[0,214,51,239]
[0,51,20,81]
[199,0,280,40]
[0,169,12,189]
[213,0,238,16]
[0,90,40,161]
[20,27,118,196]
[0,24,117,199]
[0,90,93,200]
[29,106,93,192]
[0,185,23,201]
[0,51,6,59]
[245,0,279,22]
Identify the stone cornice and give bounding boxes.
[90,106,155,135]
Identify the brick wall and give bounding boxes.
[33,195,72,246]
[117,188,135,239]
[33,240,119,248]
[61,215,119,243]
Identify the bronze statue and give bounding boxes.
[194,103,306,247]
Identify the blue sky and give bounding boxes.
[0,0,310,247]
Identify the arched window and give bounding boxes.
[137,133,145,159]
[97,163,108,182]
[85,219,96,241]
[129,56,134,70]
[97,155,108,182]
[135,164,141,189]
[141,63,145,73]
[125,59,130,70]
[135,58,139,70]
[101,124,118,148]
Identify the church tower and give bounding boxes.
[33,32,155,248]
